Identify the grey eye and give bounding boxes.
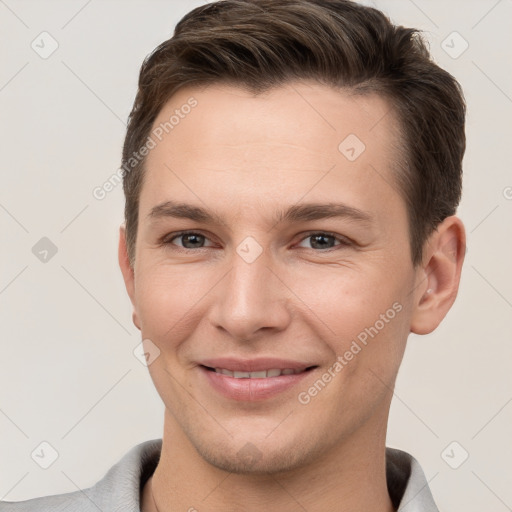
[299,233,339,250]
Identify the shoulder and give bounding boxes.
[0,439,162,512]
[0,491,90,511]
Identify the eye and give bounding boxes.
[163,231,215,249]
[297,232,351,250]
[161,231,352,252]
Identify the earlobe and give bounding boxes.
[118,224,141,331]
[410,216,466,335]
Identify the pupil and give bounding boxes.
[183,234,204,248]
[311,234,333,249]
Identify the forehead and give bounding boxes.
[151,81,397,158]
[140,81,404,225]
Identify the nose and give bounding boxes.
[207,248,292,342]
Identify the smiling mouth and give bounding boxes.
[201,365,317,378]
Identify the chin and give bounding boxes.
[198,444,305,475]
[189,427,327,476]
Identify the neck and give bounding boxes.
[144,409,394,512]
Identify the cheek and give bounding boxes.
[291,263,408,341]
[290,262,414,397]
[294,269,411,427]
[134,265,211,409]
[134,264,210,343]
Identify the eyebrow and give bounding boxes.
[147,200,373,227]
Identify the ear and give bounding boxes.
[410,215,466,335]
[118,224,141,331]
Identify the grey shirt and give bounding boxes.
[0,439,439,511]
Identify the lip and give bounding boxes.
[198,358,317,402]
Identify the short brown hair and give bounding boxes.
[122,0,465,266]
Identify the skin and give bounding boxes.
[118,81,465,512]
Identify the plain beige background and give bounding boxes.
[1,0,511,510]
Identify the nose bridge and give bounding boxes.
[210,243,291,340]
[229,249,271,308]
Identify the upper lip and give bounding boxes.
[199,358,316,372]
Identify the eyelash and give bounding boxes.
[160,231,352,252]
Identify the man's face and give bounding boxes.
[123,82,423,473]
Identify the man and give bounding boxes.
[1,0,466,510]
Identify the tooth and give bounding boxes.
[250,371,267,379]
[213,367,305,378]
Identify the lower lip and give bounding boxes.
[200,366,313,401]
